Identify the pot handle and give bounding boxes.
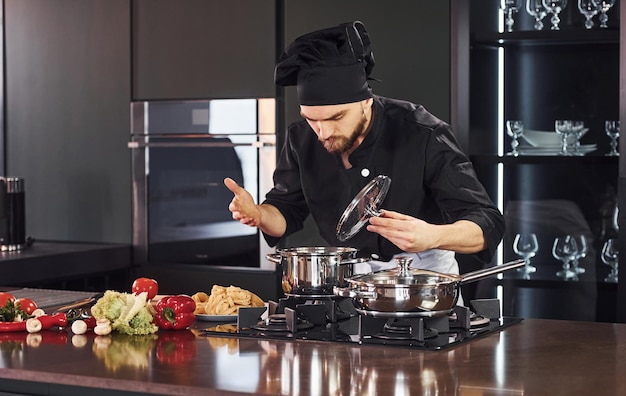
[333,286,378,299]
[333,286,355,298]
[338,257,370,265]
[265,253,282,264]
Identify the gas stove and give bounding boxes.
[200,296,522,351]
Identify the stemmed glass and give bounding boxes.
[527,0,548,30]
[592,0,616,28]
[554,120,584,156]
[554,120,576,156]
[570,121,586,155]
[513,233,539,276]
[570,234,588,274]
[542,0,568,30]
[555,120,571,155]
[552,235,579,279]
[601,238,619,283]
[506,120,524,156]
[605,120,620,156]
[578,0,599,29]
[501,0,523,32]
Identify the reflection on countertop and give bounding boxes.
[0,319,625,395]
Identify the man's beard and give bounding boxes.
[321,113,367,154]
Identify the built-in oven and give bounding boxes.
[129,98,276,270]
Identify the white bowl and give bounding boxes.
[522,128,588,147]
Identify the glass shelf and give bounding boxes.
[471,29,619,47]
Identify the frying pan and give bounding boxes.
[334,257,525,313]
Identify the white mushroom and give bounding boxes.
[71,320,88,335]
[31,308,46,317]
[26,318,42,333]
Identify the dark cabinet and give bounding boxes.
[5,0,132,244]
[132,0,276,100]
[452,0,622,322]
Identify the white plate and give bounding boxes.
[517,144,597,156]
[522,128,589,147]
[196,314,237,322]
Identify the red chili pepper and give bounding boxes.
[155,295,196,330]
[0,313,68,333]
[0,321,26,332]
[37,313,68,330]
[156,329,197,365]
[82,316,97,329]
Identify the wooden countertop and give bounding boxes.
[0,318,625,395]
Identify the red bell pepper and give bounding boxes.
[155,295,196,330]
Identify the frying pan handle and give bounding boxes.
[459,258,526,284]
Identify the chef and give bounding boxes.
[225,21,504,282]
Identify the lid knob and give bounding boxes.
[395,256,413,276]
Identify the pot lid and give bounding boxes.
[336,175,391,242]
[347,256,457,286]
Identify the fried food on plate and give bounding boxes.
[192,285,264,315]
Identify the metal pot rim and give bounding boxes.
[276,246,359,256]
[345,277,456,289]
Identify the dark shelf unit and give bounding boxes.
[454,0,622,322]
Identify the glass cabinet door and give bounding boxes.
[454,0,621,322]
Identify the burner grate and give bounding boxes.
[200,298,523,351]
[250,313,314,332]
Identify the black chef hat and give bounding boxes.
[275,21,375,106]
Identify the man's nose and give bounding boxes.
[316,122,332,139]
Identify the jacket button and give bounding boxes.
[361,168,370,177]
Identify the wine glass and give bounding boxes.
[578,0,598,29]
[570,234,588,274]
[542,0,568,30]
[612,203,619,232]
[501,0,523,32]
[552,235,579,279]
[527,0,548,30]
[513,233,539,276]
[601,238,619,283]
[570,121,586,155]
[555,120,574,155]
[605,120,620,156]
[592,0,616,28]
[506,120,524,156]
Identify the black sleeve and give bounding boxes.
[425,124,505,263]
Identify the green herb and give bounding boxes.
[0,300,28,322]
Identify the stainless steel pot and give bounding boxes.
[334,256,525,313]
[266,247,369,296]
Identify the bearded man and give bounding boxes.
[225,21,504,281]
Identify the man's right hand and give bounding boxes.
[224,177,262,227]
[224,178,288,237]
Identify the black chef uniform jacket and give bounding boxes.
[263,95,504,264]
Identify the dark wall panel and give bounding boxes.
[5,0,132,243]
[132,0,276,100]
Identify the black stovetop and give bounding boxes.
[199,297,523,351]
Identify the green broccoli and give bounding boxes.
[90,290,158,335]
